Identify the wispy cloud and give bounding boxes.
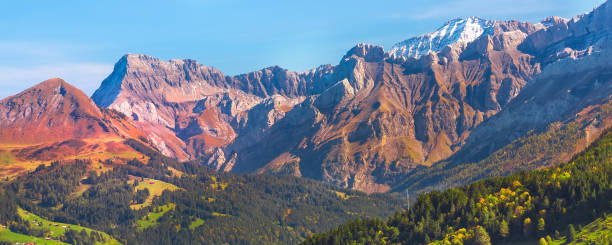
[0,40,114,99]
[390,0,576,21]
[0,41,64,59]
[0,63,113,99]
[0,40,92,65]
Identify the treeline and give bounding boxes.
[15,161,88,207]
[302,129,612,245]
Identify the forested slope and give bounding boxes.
[0,141,405,245]
[303,129,612,245]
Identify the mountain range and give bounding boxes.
[3,1,612,197]
[84,19,540,194]
[2,1,612,244]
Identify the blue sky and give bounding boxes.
[0,0,604,98]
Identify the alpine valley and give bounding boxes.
[1,0,612,244]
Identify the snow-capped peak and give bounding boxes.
[389,17,495,59]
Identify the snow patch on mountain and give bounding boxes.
[389,17,495,59]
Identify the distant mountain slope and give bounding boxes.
[302,123,612,245]
[0,78,148,176]
[394,0,612,196]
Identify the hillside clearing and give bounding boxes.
[17,208,121,245]
[129,177,181,209]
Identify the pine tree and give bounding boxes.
[473,226,491,245]
[568,224,577,242]
[499,220,510,238]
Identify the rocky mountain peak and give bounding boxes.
[0,78,149,170]
[539,16,569,28]
[27,78,82,97]
[32,77,68,89]
[342,43,386,62]
[124,53,158,63]
[6,78,101,117]
[0,78,107,143]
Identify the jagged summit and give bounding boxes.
[92,53,226,108]
[539,16,569,28]
[342,43,386,61]
[389,16,495,59]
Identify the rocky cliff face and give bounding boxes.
[92,54,334,161]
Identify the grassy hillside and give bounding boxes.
[548,214,612,245]
[136,203,175,230]
[5,208,121,245]
[0,227,68,245]
[129,178,180,210]
[0,205,119,245]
